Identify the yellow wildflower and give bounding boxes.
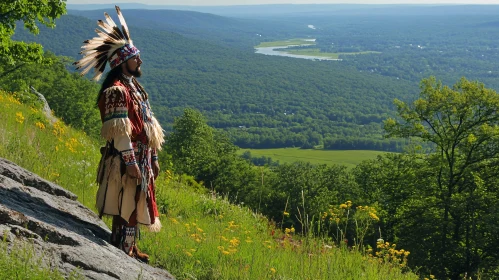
[369,212,380,221]
[229,237,240,247]
[270,268,276,274]
[283,211,290,216]
[35,122,46,130]
[15,112,25,124]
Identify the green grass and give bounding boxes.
[141,181,417,280]
[0,89,417,279]
[239,148,387,168]
[256,38,316,48]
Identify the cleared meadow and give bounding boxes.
[239,148,387,168]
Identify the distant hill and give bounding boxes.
[67,9,308,50]
[67,4,499,17]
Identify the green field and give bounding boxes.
[284,48,381,59]
[239,148,388,168]
[256,38,316,47]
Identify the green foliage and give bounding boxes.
[165,109,376,250]
[240,150,280,167]
[364,77,499,278]
[0,52,101,138]
[0,0,66,65]
[166,108,236,179]
[263,162,360,233]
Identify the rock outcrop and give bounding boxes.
[0,157,174,280]
[30,86,57,124]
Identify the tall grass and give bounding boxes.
[0,90,101,209]
[141,180,418,279]
[0,89,418,279]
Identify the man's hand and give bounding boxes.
[152,161,160,180]
[126,164,142,180]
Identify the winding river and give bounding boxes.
[254,45,342,61]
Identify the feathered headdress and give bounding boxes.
[73,6,140,81]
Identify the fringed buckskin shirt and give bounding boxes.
[97,75,164,231]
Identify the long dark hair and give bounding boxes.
[96,66,123,105]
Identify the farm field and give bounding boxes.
[239,148,388,168]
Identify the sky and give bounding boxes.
[66,0,499,6]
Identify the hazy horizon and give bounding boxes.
[66,0,499,6]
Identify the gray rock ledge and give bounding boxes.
[0,157,174,280]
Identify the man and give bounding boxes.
[73,6,164,262]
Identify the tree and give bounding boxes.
[166,108,261,204]
[166,108,221,179]
[0,0,66,71]
[384,77,499,279]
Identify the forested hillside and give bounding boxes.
[301,14,499,90]
[13,13,416,150]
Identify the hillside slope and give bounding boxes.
[0,89,418,279]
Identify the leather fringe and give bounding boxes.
[101,118,132,142]
[145,116,165,150]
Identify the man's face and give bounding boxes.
[126,54,142,77]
